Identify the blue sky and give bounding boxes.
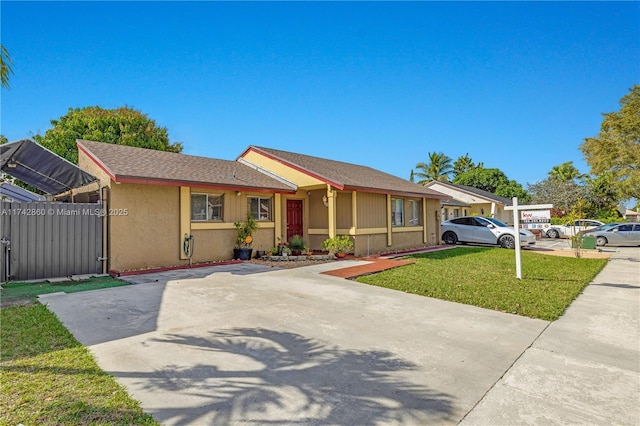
[1,1,638,190]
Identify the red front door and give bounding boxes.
[286,200,303,241]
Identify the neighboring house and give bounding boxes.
[440,198,471,222]
[424,181,512,223]
[77,140,447,272]
[624,209,639,222]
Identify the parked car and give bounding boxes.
[441,216,536,249]
[582,223,640,246]
[577,222,621,235]
[546,219,604,239]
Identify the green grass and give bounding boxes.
[357,247,608,321]
[0,304,159,425]
[1,276,130,305]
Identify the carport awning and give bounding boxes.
[0,139,98,195]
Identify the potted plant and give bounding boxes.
[288,234,306,256]
[233,213,258,260]
[321,235,354,259]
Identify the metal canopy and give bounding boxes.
[0,139,98,195]
[0,182,46,202]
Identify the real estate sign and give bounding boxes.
[520,209,551,230]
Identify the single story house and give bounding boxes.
[78,140,447,272]
[624,209,639,222]
[424,181,513,223]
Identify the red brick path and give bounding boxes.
[321,257,415,279]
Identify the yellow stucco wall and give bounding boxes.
[78,150,112,187]
[108,183,181,271]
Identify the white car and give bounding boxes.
[441,216,536,249]
[546,219,604,239]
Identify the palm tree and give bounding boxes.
[453,153,475,179]
[1,45,14,89]
[413,152,453,184]
[549,161,583,182]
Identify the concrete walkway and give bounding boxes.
[461,248,640,425]
[39,248,640,425]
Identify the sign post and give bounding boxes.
[505,199,553,280]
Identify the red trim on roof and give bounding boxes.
[114,175,295,193]
[343,185,448,199]
[242,146,345,190]
[78,142,295,194]
[77,142,118,182]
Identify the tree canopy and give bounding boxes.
[453,167,507,193]
[454,167,530,202]
[528,178,587,213]
[34,106,183,163]
[548,161,583,182]
[452,153,483,180]
[581,85,640,201]
[412,152,453,184]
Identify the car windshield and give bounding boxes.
[593,223,619,231]
[484,217,508,227]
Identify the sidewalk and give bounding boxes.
[460,248,640,425]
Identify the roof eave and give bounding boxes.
[343,185,448,199]
[112,175,296,193]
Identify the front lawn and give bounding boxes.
[357,247,608,321]
[0,304,158,425]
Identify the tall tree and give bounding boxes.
[1,45,13,89]
[453,167,508,193]
[34,106,183,163]
[452,153,476,179]
[495,180,531,203]
[454,167,530,201]
[581,85,640,201]
[413,152,453,184]
[548,161,583,182]
[527,178,587,213]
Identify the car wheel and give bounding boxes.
[596,236,607,247]
[442,231,458,245]
[546,229,560,239]
[499,234,515,249]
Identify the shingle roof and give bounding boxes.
[77,140,296,193]
[241,146,447,199]
[425,181,512,205]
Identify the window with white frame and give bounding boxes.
[408,199,421,226]
[191,193,224,221]
[391,198,404,226]
[248,196,272,221]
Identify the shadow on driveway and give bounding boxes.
[111,327,454,425]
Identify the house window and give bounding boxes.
[453,208,460,218]
[391,198,404,227]
[408,200,421,226]
[248,196,272,221]
[191,193,224,221]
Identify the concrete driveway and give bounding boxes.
[40,260,550,425]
